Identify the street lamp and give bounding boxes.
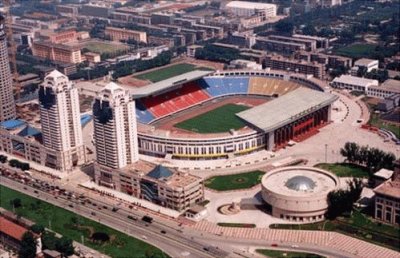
[325,144,328,163]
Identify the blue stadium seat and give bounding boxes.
[135,100,155,124]
[199,77,249,97]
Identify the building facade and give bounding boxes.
[32,41,82,64]
[0,16,16,122]
[93,82,139,170]
[105,27,147,43]
[38,70,86,171]
[373,161,400,225]
[265,55,326,79]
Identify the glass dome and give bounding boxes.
[285,176,316,191]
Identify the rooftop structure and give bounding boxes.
[130,70,213,97]
[237,87,337,132]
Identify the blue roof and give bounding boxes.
[80,114,92,127]
[17,126,41,137]
[147,165,173,179]
[0,119,26,130]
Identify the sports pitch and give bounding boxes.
[134,63,197,82]
[174,104,250,133]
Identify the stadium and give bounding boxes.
[130,69,338,160]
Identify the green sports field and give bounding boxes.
[174,104,250,133]
[134,63,198,82]
[83,42,129,55]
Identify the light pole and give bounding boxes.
[325,144,328,163]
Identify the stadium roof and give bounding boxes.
[237,88,338,132]
[129,70,213,98]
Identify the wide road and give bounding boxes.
[0,168,358,258]
[0,175,234,258]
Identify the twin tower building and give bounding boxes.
[38,71,139,175]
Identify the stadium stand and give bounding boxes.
[135,75,304,124]
[200,77,249,97]
[136,101,156,123]
[248,77,299,96]
[141,82,210,119]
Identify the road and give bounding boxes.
[0,174,231,258]
[0,165,370,258]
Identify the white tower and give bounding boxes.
[39,70,86,171]
[0,15,16,122]
[93,82,138,170]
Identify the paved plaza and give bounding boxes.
[191,220,400,258]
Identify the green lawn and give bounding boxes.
[314,163,369,178]
[134,63,198,82]
[0,185,167,258]
[217,223,256,228]
[334,44,377,59]
[369,112,400,139]
[256,249,324,258]
[83,42,129,55]
[174,104,250,134]
[204,170,264,191]
[270,210,400,251]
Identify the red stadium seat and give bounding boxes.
[142,82,210,118]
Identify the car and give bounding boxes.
[112,207,118,212]
[91,212,96,216]
[271,243,278,247]
[127,215,137,221]
[92,203,97,206]
[291,245,299,248]
[160,230,166,234]
[142,215,153,223]
[103,205,108,209]
[23,187,27,190]
[33,190,38,194]
[68,204,74,208]
[141,235,147,240]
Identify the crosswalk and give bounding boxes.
[192,221,399,258]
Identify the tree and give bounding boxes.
[30,224,45,234]
[55,237,74,257]
[326,178,364,219]
[10,198,22,208]
[302,24,317,35]
[42,231,57,251]
[274,20,294,34]
[19,232,37,258]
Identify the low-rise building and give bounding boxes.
[330,75,379,92]
[95,162,204,212]
[226,1,277,18]
[105,27,147,43]
[351,58,379,76]
[265,55,326,79]
[373,161,400,225]
[32,41,82,64]
[367,79,400,99]
[229,59,262,70]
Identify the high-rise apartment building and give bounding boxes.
[93,82,138,170]
[38,70,86,170]
[0,15,16,122]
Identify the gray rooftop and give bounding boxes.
[129,70,213,98]
[237,88,338,132]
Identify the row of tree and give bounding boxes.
[9,159,30,171]
[340,142,396,175]
[195,44,240,63]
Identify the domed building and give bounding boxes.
[261,166,339,222]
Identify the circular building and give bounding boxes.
[261,166,339,222]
